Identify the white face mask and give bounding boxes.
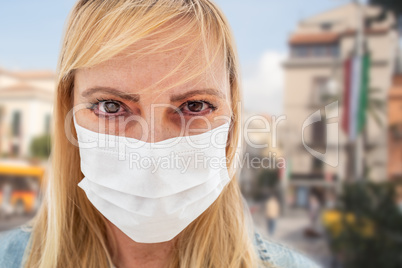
[73,115,231,243]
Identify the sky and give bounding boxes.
[0,0,359,115]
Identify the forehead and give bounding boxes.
[74,33,228,96]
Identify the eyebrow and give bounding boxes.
[81,87,140,103]
[170,88,225,102]
[81,86,225,103]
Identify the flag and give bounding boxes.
[342,54,370,140]
[342,59,352,134]
[358,55,370,133]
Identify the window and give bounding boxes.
[307,108,327,154]
[292,46,309,57]
[320,22,333,31]
[12,111,21,137]
[330,45,340,57]
[12,144,20,155]
[312,113,327,147]
[312,45,327,57]
[312,156,324,173]
[291,43,339,58]
[390,124,402,141]
[312,77,331,105]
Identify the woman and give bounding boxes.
[0,0,320,267]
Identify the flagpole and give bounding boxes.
[354,0,364,181]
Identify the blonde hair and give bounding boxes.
[24,0,271,267]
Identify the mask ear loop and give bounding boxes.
[72,112,79,128]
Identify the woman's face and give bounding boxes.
[73,35,232,142]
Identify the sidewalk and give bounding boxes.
[251,207,333,268]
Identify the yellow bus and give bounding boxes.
[0,161,45,217]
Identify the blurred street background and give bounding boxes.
[1,1,402,267]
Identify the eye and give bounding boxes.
[100,101,121,113]
[88,99,127,116]
[187,101,205,112]
[180,100,216,115]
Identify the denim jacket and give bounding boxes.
[0,227,320,268]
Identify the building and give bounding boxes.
[283,3,398,207]
[239,112,285,201]
[0,68,55,158]
[388,74,402,180]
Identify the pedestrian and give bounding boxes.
[265,196,280,236]
[308,194,321,231]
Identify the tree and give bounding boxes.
[324,181,402,268]
[29,134,51,159]
[369,0,402,35]
[369,0,402,15]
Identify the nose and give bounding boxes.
[144,107,168,143]
[127,103,181,143]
